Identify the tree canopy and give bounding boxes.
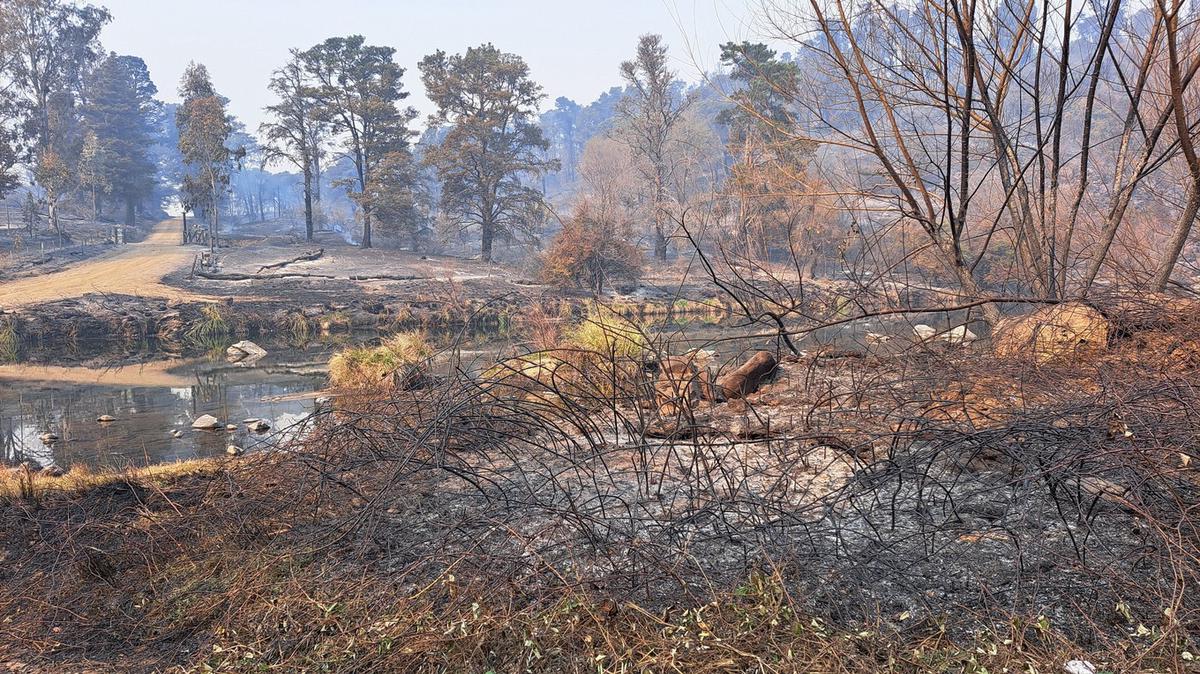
[419,43,556,262]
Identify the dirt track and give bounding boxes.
[0,219,211,309]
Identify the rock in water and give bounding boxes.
[913,324,937,341]
[226,340,268,363]
[191,414,222,430]
[171,430,184,438]
[248,420,270,433]
[225,424,238,431]
[225,444,244,456]
[96,414,116,423]
[39,432,59,443]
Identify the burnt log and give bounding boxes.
[715,351,777,400]
[257,248,324,273]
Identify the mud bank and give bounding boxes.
[0,289,744,364]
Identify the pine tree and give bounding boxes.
[81,54,160,225]
[419,44,557,262]
[299,36,417,248]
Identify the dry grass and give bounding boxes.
[564,303,647,358]
[0,458,219,500]
[328,331,433,388]
[0,456,1179,673]
[3,295,1199,672]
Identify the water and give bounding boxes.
[0,345,332,470]
[0,309,960,472]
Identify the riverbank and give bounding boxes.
[2,295,1197,671]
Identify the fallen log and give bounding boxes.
[715,351,778,400]
[195,269,337,281]
[257,248,324,273]
[347,273,424,281]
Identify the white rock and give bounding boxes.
[941,325,978,345]
[96,414,116,423]
[225,444,244,456]
[225,424,238,431]
[226,340,268,362]
[191,414,222,430]
[248,420,270,433]
[171,430,184,438]
[913,324,937,340]
[1063,661,1096,674]
[865,332,890,344]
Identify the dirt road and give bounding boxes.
[0,219,211,309]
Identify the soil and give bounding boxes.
[0,219,212,308]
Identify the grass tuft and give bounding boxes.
[328,331,432,388]
[184,304,230,351]
[564,304,647,359]
[0,317,18,362]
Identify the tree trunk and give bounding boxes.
[481,217,494,262]
[1153,180,1200,291]
[362,210,372,249]
[302,167,314,242]
[182,210,188,245]
[210,180,219,257]
[653,168,668,261]
[124,197,135,228]
[48,198,59,240]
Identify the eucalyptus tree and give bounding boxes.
[176,62,240,254]
[0,0,110,233]
[299,36,416,248]
[419,43,556,262]
[261,51,323,241]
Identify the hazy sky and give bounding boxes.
[98,0,759,132]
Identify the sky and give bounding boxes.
[98,0,760,133]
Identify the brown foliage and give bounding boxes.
[541,201,642,294]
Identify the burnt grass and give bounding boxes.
[1,303,1198,672]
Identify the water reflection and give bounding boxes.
[0,349,329,470]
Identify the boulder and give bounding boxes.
[225,444,244,456]
[248,420,270,433]
[170,430,184,438]
[226,340,268,363]
[96,414,116,423]
[940,325,978,345]
[913,324,937,341]
[993,302,1109,363]
[191,414,222,430]
[225,424,238,431]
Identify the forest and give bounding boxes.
[1,0,1199,672]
